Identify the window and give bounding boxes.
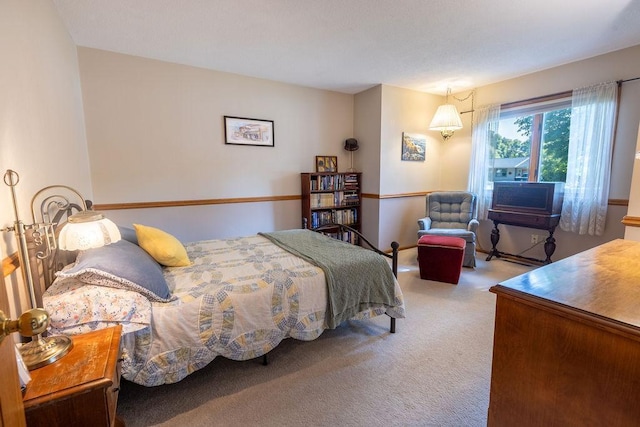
[469,82,618,235]
[492,95,571,183]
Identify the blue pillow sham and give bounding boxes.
[118,226,139,245]
[56,239,175,303]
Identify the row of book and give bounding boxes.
[309,209,358,228]
[310,191,359,208]
[319,230,360,245]
[310,174,359,191]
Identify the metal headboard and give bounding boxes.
[27,185,91,305]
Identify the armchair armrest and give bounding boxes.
[468,219,479,233]
[417,217,432,231]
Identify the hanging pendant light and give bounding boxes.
[429,88,463,141]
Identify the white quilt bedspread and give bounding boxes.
[44,235,405,386]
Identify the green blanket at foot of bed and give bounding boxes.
[259,229,396,328]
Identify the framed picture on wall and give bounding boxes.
[401,132,426,161]
[316,156,338,172]
[224,116,274,147]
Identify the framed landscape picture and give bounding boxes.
[401,132,426,161]
[224,116,274,147]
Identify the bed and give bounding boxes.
[30,189,405,387]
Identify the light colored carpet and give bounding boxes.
[117,248,533,427]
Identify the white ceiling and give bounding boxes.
[52,0,640,95]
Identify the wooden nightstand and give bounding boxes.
[22,325,123,427]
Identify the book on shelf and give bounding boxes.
[310,193,336,208]
[310,192,359,209]
[309,173,363,192]
[302,172,361,245]
[310,209,357,228]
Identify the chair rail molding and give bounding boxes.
[622,215,640,227]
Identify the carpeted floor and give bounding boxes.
[116,248,533,426]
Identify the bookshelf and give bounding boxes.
[301,172,362,244]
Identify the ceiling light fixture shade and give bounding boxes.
[58,211,121,251]
[429,103,463,141]
[429,87,475,141]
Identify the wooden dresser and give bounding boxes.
[23,325,123,427]
[488,239,640,426]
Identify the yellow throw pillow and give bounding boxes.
[133,224,191,267]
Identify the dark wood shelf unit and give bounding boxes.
[301,172,362,244]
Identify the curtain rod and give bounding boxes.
[502,78,640,109]
[618,77,640,85]
[501,91,571,110]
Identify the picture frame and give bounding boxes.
[224,116,274,147]
[401,132,426,161]
[316,156,338,173]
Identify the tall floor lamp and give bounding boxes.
[1,169,120,369]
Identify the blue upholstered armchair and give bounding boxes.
[417,191,479,267]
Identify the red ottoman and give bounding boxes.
[418,235,466,284]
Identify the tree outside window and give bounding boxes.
[492,104,570,183]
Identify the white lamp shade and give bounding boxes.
[429,104,463,131]
[58,212,121,251]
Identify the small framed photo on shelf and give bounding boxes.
[224,116,274,147]
[316,156,338,173]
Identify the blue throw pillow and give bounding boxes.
[118,226,139,245]
[56,240,175,302]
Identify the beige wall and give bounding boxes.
[78,48,354,239]
[625,123,640,241]
[354,85,446,250]
[0,1,91,316]
[354,86,383,244]
[377,86,442,248]
[354,86,383,195]
[380,85,442,195]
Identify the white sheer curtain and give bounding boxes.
[559,81,618,236]
[468,104,501,220]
